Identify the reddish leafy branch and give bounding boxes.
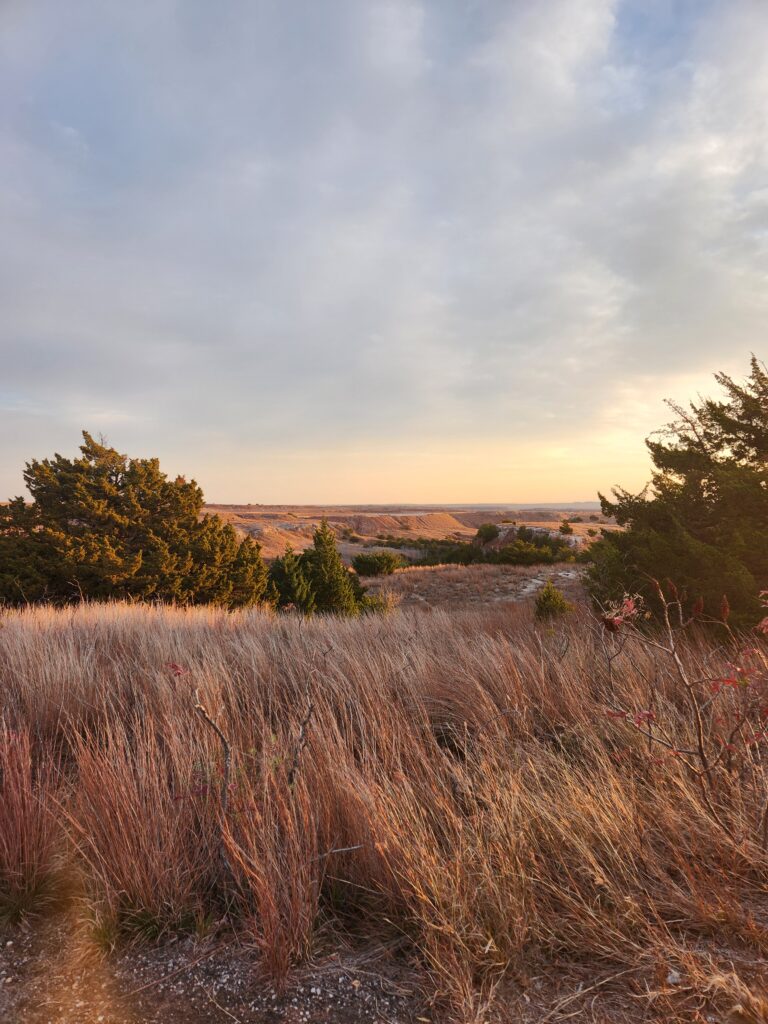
[599,584,768,845]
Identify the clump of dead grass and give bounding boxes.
[0,725,63,922]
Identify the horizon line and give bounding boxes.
[203,500,604,508]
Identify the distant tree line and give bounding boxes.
[406,526,576,567]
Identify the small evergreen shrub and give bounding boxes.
[475,523,500,544]
[269,545,316,614]
[534,581,572,620]
[352,551,406,576]
[299,519,362,616]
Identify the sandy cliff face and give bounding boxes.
[205,505,477,558]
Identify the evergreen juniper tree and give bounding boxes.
[0,432,269,608]
[587,357,768,626]
[300,518,361,616]
[269,544,316,613]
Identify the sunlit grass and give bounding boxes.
[0,600,766,1019]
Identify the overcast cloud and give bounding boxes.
[1,0,766,501]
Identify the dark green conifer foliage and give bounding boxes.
[351,551,405,576]
[588,357,768,626]
[475,523,500,544]
[534,581,572,620]
[0,432,269,608]
[269,545,316,614]
[300,519,361,616]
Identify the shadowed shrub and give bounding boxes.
[351,551,406,576]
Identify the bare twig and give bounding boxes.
[194,690,236,885]
[313,844,364,861]
[194,691,231,816]
[128,943,223,996]
[203,987,243,1023]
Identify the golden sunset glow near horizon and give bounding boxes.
[1,2,766,504]
[186,364,750,504]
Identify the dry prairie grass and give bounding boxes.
[0,726,63,923]
[0,601,767,1021]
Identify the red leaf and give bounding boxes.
[710,677,738,689]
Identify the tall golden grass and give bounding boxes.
[0,601,766,1019]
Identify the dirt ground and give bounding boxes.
[0,915,428,1024]
[365,563,586,611]
[2,913,752,1024]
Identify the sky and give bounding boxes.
[1,0,766,504]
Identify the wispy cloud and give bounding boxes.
[1,1,765,501]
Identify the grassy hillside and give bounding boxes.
[0,602,767,1022]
